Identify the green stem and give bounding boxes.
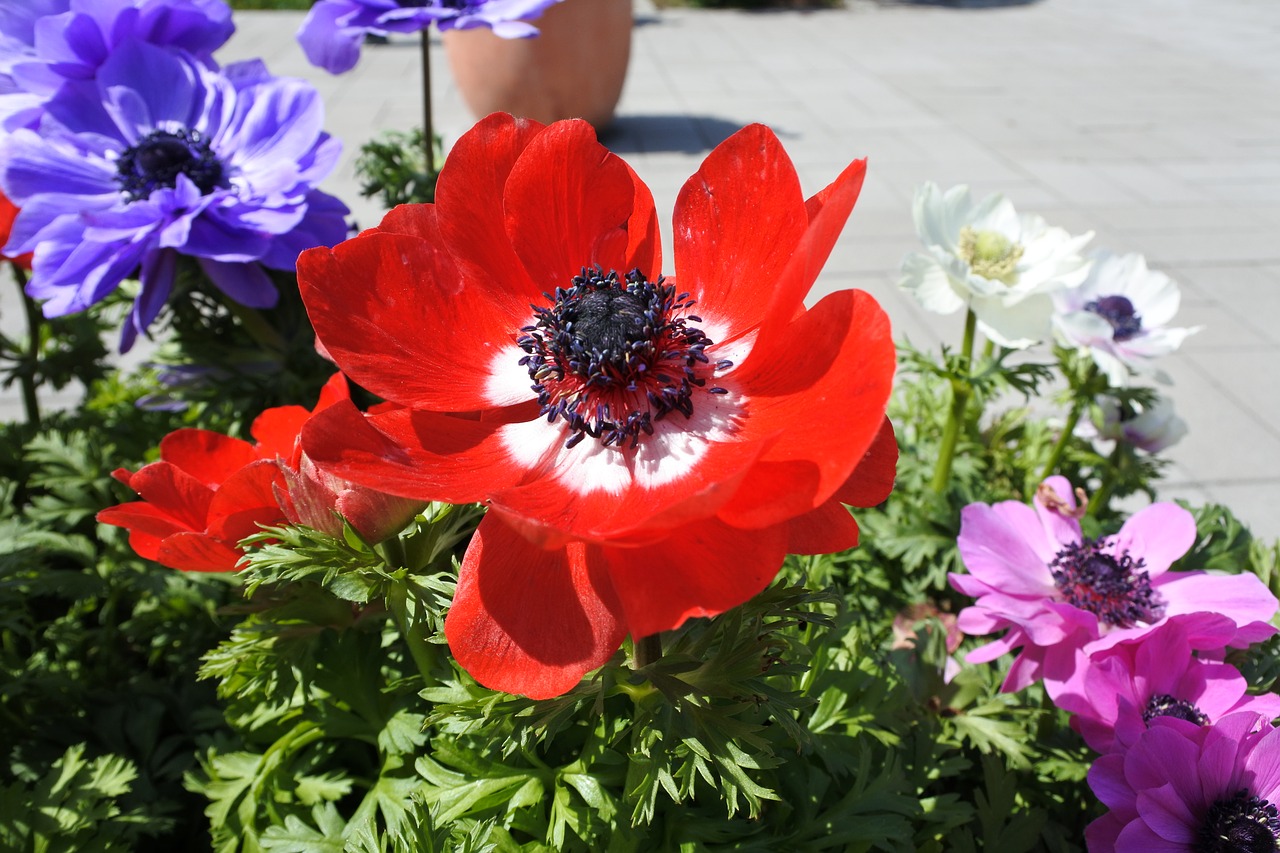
[929,309,978,493]
[385,578,439,687]
[12,264,41,429]
[225,299,286,354]
[1087,441,1125,516]
[633,633,662,669]
[1039,363,1099,482]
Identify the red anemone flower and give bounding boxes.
[100,373,422,570]
[298,114,897,698]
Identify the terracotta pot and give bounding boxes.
[442,0,632,130]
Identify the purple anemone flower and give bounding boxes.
[297,0,564,74]
[948,476,1278,694]
[0,39,349,351]
[0,0,234,130]
[1086,712,1280,852]
[1048,616,1280,755]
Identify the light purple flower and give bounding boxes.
[0,40,349,351]
[1086,712,1280,852]
[0,0,234,130]
[297,0,564,74]
[1052,251,1200,387]
[949,476,1277,693]
[1048,617,1280,754]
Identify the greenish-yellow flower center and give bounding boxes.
[958,227,1023,284]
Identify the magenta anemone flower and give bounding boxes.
[297,0,564,75]
[949,476,1278,693]
[1087,712,1280,852]
[1049,616,1280,754]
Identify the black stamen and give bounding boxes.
[1050,538,1164,628]
[1197,789,1280,853]
[516,266,726,450]
[116,128,223,202]
[1086,294,1143,342]
[1142,693,1209,727]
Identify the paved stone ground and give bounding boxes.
[3,0,1277,539]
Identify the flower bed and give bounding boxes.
[2,2,1278,851]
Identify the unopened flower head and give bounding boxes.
[898,182,1093,348]
[1090,394,1188,454]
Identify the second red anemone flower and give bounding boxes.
[298,114,897,698]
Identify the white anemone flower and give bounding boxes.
[1052,251,1200,387]
[899,182,1093,349]
[1088,395,1188,454]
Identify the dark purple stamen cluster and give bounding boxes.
[1086,294,1143,342]
[1050,538,1164,629]
[1142,693,1208,726]
[517,267,726,450]
[1197,789,1280,853]
[116,128,223,202]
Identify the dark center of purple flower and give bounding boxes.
[1142,693,1209,726]
[1197,789,1280,853]
[517,267,729,450]
[116,128,223,202]
[1085,294,1143,341]
[1049,538,1164,629]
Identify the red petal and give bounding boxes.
[595,516,789,639]
[835,416,898,508]
[312,372,350,412]
[156,532,245,573]
[299,229,535,411]
[715,289,895,529]
[484,411,769,546]
[250,373,352,463]
[97,501,193,547]
[754,156,868,353]
[374,202,438,240]
[503,120,642,292]
[785,498,861,554]
[435,113,547,302]
[123,460,215,530]
[445,512,626,699]
[301,400,527,504]
[250,405,309,461]
[205,459,287,543]
[672,124,807,339]
[157,429,260,487]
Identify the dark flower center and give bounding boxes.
[1142,693,1209,726]
[1197,789,1280,853]
[517,267,728,450]
[116,128,223,202]
[1050,538,1164,628]
[1085,294,1143,341]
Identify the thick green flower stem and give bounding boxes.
[384,575,439,687]
[633,634,663,669]
[1087,442,1127,516]
[929,309,978,494]
[225,299,286,355]
[11,265,41,430]
[1039,363,1100,483]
